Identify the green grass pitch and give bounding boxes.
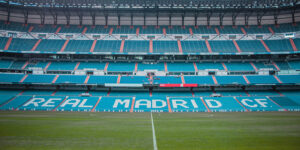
[0,111,300,150]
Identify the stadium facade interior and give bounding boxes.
[0,0,300,112]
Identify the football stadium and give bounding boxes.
[0,0,300,149]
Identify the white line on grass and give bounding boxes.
[151,112,158,150]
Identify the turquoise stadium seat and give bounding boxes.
[167,63,195,72]
[236,40,266,52]
[0,95,15,106]
[181,41,209,53]
[0,73,24,83]
[35,39,65,52]
[0,90,21,96]
[59,25,83,33]
[0,95,32,110]
[8,38,37,51]
[275,61,290,70]
[123,40,149,53]
[215,91,247,96]
[184,76,214,85]
[193,26,215,34]
[153,41,179,53]
[264,39,293,52]
[225,62,254,71]
[54,91,85,96]
[94,96,133,112]
[218,26,243,34]
[292,38,300,51]
[77,62,106,70]
[107,63,135,72]
[253,62,276,70]
[93,40,121,53]
[269,96,300,111]
[0,37,8,49]
[113,26,136,34]
[165,26,189,34]
[138,63,164,71]
[31,24,58,33]
[88,91,108,96]
[0,21,29,32]
[56,96,99,112]
[24,75,55,83]
[169,97,206,112]
[209,40,237,53]
[279,91,300,105]
[246,75,279,84]
[193,91,213,96]
[153,91,192,97]
[18,96,65,111]
[120,76,149,84]
[86,26,110,34]
[278,75,300,84]
[55,75,86,84]
[272,23,300,33]
[47,62,77,71]
[110,91,149,97]
[0,60,12,69]
[215,76,247,84]
[9,61,26,69]
[139,26,162,34]
[202,97,246,112]
[288,60,300,70]
[196,62,224,70]
[153,76,182,84]
[64,40,93,52]
[235,96,281,111]
[247,90,279,96]
[244,25,270,34]
[22,90,54,96]
[88,76,118,84]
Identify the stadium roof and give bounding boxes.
[1,0,299,9]
[0,0,299,26]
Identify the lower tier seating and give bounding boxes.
[0,73,299,85]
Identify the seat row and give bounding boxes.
[0,73,299,85]
[1,21,299,34]
[1,37,299,53]
[1,60,299,71]
[0,93,299,112]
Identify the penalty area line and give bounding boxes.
[151,112,158,150]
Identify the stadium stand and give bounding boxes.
[0,2,299,113]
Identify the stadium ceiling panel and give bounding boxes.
[0,0,299,25]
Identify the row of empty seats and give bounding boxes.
[0,73,299,85]
[1,60,300,71]
[0,90,299,112]
[1,21,299,34]
[0,89,299,98]
[1,37,299,53]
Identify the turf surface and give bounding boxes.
[0,111,299,150]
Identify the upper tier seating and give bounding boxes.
[1,60,299,72]
[0,37,298,53]
[35,39,65,52]
[236,40,267,52]
[167,63,195,72]
[1,21,299,34]
[181,41,209,53]
[153,41,179,53]
[47,62,77,71]
[209,41,237,53]
[107,63,135,72]
[123,40,149,53]
[64,40,93,52]
[264,39,294,52]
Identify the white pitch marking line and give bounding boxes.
[151,112,158,150]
